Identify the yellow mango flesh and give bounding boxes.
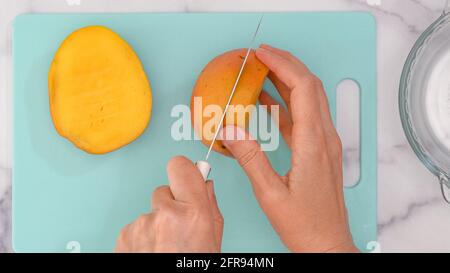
[49,26,152,154]
[191,49,269,156]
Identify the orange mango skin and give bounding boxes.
[49,26,152,154]
[191,49,269,156]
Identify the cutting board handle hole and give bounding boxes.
[336,79,361,188]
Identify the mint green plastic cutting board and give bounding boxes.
[13,13,377,252]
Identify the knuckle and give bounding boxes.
[156,201,176,216]
[283,49,294,57]
[184,202,204,214]
[259,186,287,204]
[183,203,210,222]
[290,74,319,93]
[115,237,125,251]
[237,146,261,167]
[135,214,146,224]
[331,136,343,161]
[324,132,343,161]
[153,210,168,224]
[155,202,188,224]
[152,185,169,199]
[134,214,149,230]
[117,224,131,246]
[332,134,343,156]
[118,226,128,240]
[312,75,324,88]
[216,212,224,225]
[167,156,191,171]
[308,138,330,162]
[153,198,171,212]
[303,74,320,87]
[154,209,176,227]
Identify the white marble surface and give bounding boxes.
[1,0,450,253]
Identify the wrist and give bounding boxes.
[323,240,359,253]
[286,232,359,253]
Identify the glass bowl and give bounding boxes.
[399,9,450,203]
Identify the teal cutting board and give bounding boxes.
[13,13,377,252]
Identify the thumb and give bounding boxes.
[220,125,283,195]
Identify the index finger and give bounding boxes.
[255,46,310,90]
[255,46,324,137]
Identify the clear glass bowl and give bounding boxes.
[399,10,450,203]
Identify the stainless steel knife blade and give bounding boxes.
[196,14,264,181]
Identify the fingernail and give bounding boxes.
[256,46,270,54]
[206,180,214,185]
[219,125,247,146]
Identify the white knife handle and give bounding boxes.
[195,160,211,181]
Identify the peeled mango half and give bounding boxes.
[49,26,152,154]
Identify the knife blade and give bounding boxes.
[196,14,264,181]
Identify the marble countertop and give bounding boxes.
[1,0,450,253]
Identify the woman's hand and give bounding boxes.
[115,156,223,253]
[221,44,358,253]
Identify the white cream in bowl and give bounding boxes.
[426,49,450,152]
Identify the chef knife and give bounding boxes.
[195,14,264,181]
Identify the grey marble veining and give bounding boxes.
[1,0,450,253]
[0,166,12,253]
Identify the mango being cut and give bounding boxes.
[190,49,269,156]
[49,26,152,154]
